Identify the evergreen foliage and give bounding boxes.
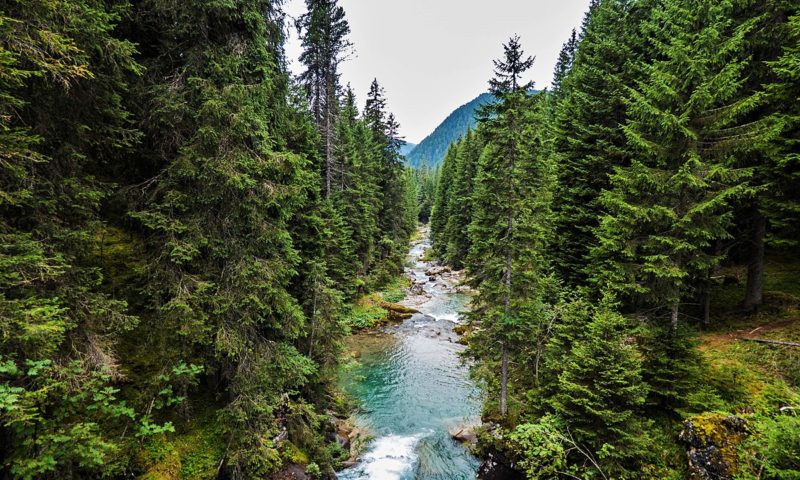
[592,0,779,330]
[462,36,554,418]
[2,0,799,477]
[0,0,415,476]
[430,2,800,476]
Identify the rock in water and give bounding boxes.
[449,426,478,446]
[680,413,748,479]
[425,266,452,276]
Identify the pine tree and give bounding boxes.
[551,28,578,101]
[430,143,458,249]
[763,8,800,250]
[128,1,319,475]
[362,79,415,276]
[334,86,381,278]
[297,0,352,197]
[0,0,143,475]
[724,0,796,313]
[551,301,649,473]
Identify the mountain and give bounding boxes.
[405,92,495,168]
[399,142,417,156]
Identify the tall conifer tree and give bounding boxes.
[297,0,352,197]
[467,36,552,417]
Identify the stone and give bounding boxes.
[271,464,310,480]
[425,266,452,276]
[449,426,478,445]
[679,413,748,480]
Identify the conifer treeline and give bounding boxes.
[431,0,799,476]
[0,0,416,477]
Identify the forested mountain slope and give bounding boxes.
[405,92,495,168]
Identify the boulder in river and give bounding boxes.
[679,413,748,479]
[449,425,478,446]
[425,266,452,276]
[380,301,418,322]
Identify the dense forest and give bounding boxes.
[0,0,423,477]
[2,0,799,479]
[431,0,800,478]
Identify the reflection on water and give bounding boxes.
[338,229,482,480]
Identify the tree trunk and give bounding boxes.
[704,241,722,327]
[500,246,512,418]
[500,343,508,417]
[325,86,333,198]
[671,303,679,333]
[743,211,765,312]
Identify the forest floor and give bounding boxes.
[700,251,800,413]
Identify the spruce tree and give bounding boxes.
[362,79,414,276]
[592,0,778,331]
[430,143,458,249]
[466,36,553,417]
[443,129,484,268]
[764,9,800,248]
[0,1,144,474]
[550,0,643,288]
[128,1,318,475]
[551,28,578,101]
[551,302,649,473]
[297,0,352,197]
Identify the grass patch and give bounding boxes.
[343,274,410,330]
[686,251,800,477]
[420,246,438,263]
[379,275,409,303]
[344,295,387,330]
[681,250,799,430]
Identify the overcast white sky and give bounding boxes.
[283,0,590,144]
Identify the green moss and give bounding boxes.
[281,442,310,465]
[136,404,226,480]
[686,413,748,475]
[344,297,387,330]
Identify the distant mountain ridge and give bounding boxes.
[405,92,495,168]
[399,142,416,156]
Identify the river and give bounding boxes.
[336,227,483,480]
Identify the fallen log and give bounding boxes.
[379,301,418,315]
[737,337,800,348]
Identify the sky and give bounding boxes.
[283,0,591,144]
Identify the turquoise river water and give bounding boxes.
[337,229,483,480]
